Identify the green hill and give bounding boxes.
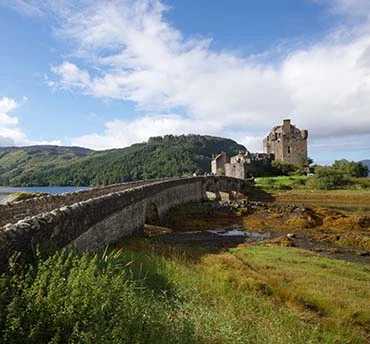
[0,135,245,186]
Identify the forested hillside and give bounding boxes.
[0,135,245,186]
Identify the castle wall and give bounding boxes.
[211,152,230,175]
[225,162,249,180]
[281,135,308,164]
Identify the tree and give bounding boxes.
[332,159,369,178]
[271,161,297,175]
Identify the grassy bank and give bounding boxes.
[255,176,370,191]
[1,242,369,343]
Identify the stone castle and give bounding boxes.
[211,119,308,179]
[263,119,308,164]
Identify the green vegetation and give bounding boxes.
[1,244,368,343]
[0,145,92,186]
[255,157,313,178]
[332,159,369,178]
[10,192,48,202]
[0,137,367,188]
[256,160,370,191]
[255,175,308,190]
[307,160,369,190]
[307,166,352,190]
[0,135,245,186]
[233,247,370,332]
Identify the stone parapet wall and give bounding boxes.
[0,179,174,227]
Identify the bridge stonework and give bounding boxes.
[0,176,247,271]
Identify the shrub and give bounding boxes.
[306,166,352,190]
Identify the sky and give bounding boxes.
[1,0,370,164]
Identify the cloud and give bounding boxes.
[0,97,23,146]
[318,0,370,18]
[4,0,370,159]
[48,1,370,149]
[281,33,370,138]
[0,96,61,147]
[70,114,224,150]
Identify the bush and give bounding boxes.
[306,166,352,190]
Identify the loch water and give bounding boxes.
[0,186,90,201]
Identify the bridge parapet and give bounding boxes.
[0,179,175,227]
[0,176,249,271]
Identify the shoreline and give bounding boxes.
[0,193,18,204]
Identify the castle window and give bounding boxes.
[288,146,291,154]
[275,133,277,140]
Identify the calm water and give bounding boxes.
[0,186,91,201]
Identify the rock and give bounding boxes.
[287,233,296,239]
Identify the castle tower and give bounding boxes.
[263,119,308,164]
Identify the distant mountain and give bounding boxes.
[360,160,370,176]
[0,135,246,186]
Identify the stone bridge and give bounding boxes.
[0,176,248,271]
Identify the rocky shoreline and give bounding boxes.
[149,199,370,265]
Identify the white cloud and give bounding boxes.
[0,96,61,147]
[71,114,224,150]
[0,97,19,126]
[47,0,370,153]
[321,0,370,17]
[281,33,370,138]
[4,0,370,159]
[0,97,24,146]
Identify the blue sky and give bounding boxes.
[1,0,370,164]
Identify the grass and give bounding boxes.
[1,242,369,343]
[254,176,370,192]
[11,192,47,202]
[271,189,370,216]
[255,176,308,190]
[233,246,370,329]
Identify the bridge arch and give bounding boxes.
[144,202,161,226]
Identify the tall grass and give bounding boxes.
[0,249,195,344]
[1,243,369,343]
